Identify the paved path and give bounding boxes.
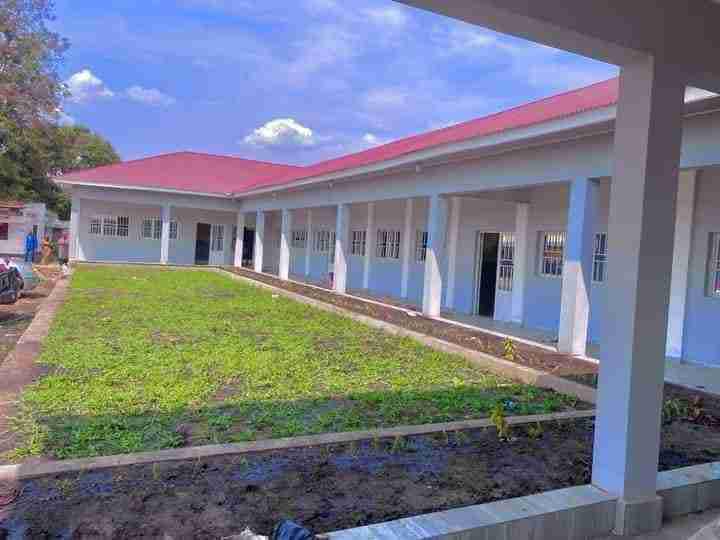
[0,277,68,458]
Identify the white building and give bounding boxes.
[0,201,69,258]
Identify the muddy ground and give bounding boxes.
[2,394,719,539]
[224,267,598,378]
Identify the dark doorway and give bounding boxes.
[195,223,211,265]
[476,232,500,317]
[243,228,255,266]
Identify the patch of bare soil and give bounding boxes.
[1,397,719,539]
[224,268,597,377]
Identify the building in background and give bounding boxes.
[0,201,70,259]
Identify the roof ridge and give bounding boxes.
[179,151,303,169]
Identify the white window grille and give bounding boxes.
[593,232,608,283]
[708,233,720,297]
[212,225,224,251]
[117,216,129,237]
[89,217,102,235]
[102,216,117,237]
[351,230,367,256]
[169,221,179,240]
[415,230,428,262]
[141,217,162,240]
[497,233,515,292]
[291,230,307,248]
[539,231,565,277]
[313,230,334,253]
[376,230,401,259]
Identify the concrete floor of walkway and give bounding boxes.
[595,508,720,539]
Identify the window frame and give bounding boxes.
[538,231,566,278]
[415,230,428,263]
[291,229,307,249]
[90,215,130,238]
[497,233,515,292]
[376,229,401,259]
[708,232,720,298]
[350,230,367,256]
[593,232,608,283]
[313,229,334,253]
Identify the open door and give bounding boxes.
[195,223,211,265]
[474,232,500,317]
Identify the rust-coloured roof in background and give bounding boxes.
[60,78,620,197]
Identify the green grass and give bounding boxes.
[10,266,579,460]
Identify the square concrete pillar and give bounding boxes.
[305,209,312,276]
[400,199,414,298]
[511,203,529,325]
[69,194,82,261]
[445,197,461,310]
[334,203,350,294]
[591,57,686,536]
[363,202,375,290]
[160,203,171,265]
[279,209,291,280]
[234,212,245,268]
[254,210,265,273]
[558,178,598,355]
[422,194,448,317]
[666,169,698,359]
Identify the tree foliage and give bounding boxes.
[0,1,119,220]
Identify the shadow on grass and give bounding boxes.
[11,385,586,461]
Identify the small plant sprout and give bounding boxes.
[503,338,517,361]
[662,398,689,424]
[454,430,469,445]
[152,463,161,481]
[527,422,544,440]
[390,435,406,453]
[490,402,510,441]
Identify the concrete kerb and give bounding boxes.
[217,267,597,405]
[0,409,594,482]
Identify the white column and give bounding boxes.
[160,203,171,265]
[254,210,265,273]
[279,209,291,280]
[511,203,529,324]
[666,169,698,359]
[400,199,414,298]
[234,212,245,268]
[445,197,461,310]
[558,178,598,355]
[592,58,686,535]
[69,194,82,261]
[422,195,448,317]
[305,209,312,276]
[362,202,375,290]
[334,203,350,294]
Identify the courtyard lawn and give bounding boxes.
[11,266,579,460]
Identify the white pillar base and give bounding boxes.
[160,204,171,265]
[234,213,245,268]
[334,203,350,294]
[422,195,448,317]
[400,199,414,299]
[254,211,265,273]
[279,209,291,281]
[614,496,663,536]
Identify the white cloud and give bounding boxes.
[56,110,76,126]
[364,6,408,28]
[125,85,177,107]
[362,133,379,145]
[287,25,358,85]
[243,118,316,148]
[65,69,115,103]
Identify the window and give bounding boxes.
[0,223,8,241]
[102,216,117,237]
[351,230,367,256]
[497,233,515,292]
[141,218,162,240]
[708,233,720,297]
[89,217,102,235]
[539,231,565,277]
[117,216,129,237]
[593,232,608,283]
[291,230,307,248]
[313,230,334,253]
[212,225,224,251]
[415,230,428,262]
[169,221,179,240]
[376,229,401,259]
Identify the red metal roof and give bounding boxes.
[62,78,620,196]
[61,151,304,195]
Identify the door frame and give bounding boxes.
[472,230,503,318]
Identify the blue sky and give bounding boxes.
[53,0,618,165]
